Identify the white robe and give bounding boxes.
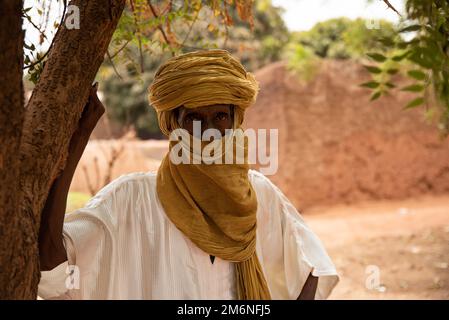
[38,169,339,300]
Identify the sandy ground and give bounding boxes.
[304,194,449,299]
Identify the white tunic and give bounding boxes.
[38,169,339,300]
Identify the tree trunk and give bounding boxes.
[0,0,28,299]
[0,0,126,299]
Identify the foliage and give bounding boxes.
[284,42,321,82]
[285,17,398,83]
[22,0,260,83]
[97,49,171,139]
[22,1,66,84]
[292,18,398,59]
[342,19,400,58]
[364,0,449,134]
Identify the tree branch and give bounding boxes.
[147,0,175,56]
[107,50,123,80]
[23,0,67,70]
[109,39,131,59]
[181,8,199,47]
[382,0,402,17]
[129,0,145,73]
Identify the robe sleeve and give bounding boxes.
[37,207,113,300]
[251,170,340,300]
[37,173,141,300]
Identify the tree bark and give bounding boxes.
[0,0,28,299]
[0,0,126,299]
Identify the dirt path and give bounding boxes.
[304,195,449,299]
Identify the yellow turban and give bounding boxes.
[148,49,259,135]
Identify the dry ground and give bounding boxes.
[304,194,449,299]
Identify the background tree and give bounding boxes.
[283,17,398,81]
[288,17,398,60]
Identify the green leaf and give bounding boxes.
[367,53,387,62]
[404,97,424,109]
[408,49,433,69]
[386,68,399,75]
[401,84,425,92]
[377,37,395,47]
[407,70,426,80]
[399,25,421,33]
[370,91,382,101]
[385,82,396,88]
[24,42,36,51]
[363,65,382,74]
[360,81,380,89]
[396,39,420,49]
[392,51,410,61]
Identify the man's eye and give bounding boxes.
[185,114,200,123]
[216,112,229,121]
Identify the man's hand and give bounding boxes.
[79,83,105,133]
[69,83,105,154]
[297,273,318,300]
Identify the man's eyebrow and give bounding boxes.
[185,111,201,117]
[215,105,232,112]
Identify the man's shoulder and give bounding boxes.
[99,170,157,195]
[248,169,273,185]
[84,171,157,209]
[248,169,278,195]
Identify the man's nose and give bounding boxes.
[200,118,224,137]
[201,118,214,133]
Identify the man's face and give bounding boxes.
[177,104,233,137]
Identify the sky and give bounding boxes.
[271,0,405,31]
[23,0,63,53]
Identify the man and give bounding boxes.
[38,50,339,300]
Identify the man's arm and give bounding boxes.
[297,273,318,300]
[38,84,105,271]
